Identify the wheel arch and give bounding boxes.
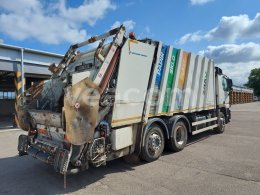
[142,118,169,147]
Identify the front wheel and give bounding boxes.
[214,112,226,134]
[141,124,165,162]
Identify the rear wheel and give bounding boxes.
[141,124,165,162]
[214,112,225,134]
[167,121,187,152]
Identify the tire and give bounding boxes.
[141,124,165,162]
[214,112,226,134]
[167,121,188,152]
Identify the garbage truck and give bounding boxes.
[17,26,232,175]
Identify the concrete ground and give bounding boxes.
[0,102,259,195]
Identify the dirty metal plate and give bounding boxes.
[28,110,62,128]
[64,78,101,145]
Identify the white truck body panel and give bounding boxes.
[182,53,196,112]
[111,39,155,127]
[189,56,202,111]
[204,60,216,109]
[111,126,133,150]
[109,40,218,123]
[149,49,216,115]
[196,57,207,111]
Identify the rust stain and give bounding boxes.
[64,78,101,145]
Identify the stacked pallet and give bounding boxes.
[230,86,253,104]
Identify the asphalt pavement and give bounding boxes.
[0,102,260,195]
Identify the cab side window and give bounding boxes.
[222,77,228,91]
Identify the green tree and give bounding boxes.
[245,68,260,96]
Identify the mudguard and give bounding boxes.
[141,118,170,148]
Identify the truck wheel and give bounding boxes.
[167,121,187,152]
[214,112,225,134]
[141,124,165,162]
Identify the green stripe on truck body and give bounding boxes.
[162,48,179,112]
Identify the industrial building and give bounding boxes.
[0,43,63,125]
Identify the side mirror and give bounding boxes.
[227,78,233,91]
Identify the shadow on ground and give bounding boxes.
[0,130,216,194]
[0,155,138,194]
[187,130,216,146]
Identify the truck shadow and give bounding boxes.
[163,130,216,155]
[0,131,215,194]
[187,130,216,146]
[0,155,136,194]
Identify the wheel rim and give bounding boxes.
[148,132,162,155]
[175,126,185,146]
